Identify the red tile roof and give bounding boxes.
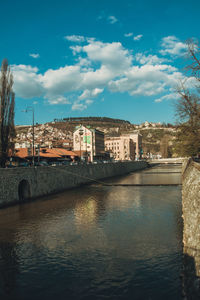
[14,148,78,158]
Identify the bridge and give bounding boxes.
[148,157,184,165]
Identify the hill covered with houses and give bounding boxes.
[15,117,178,158]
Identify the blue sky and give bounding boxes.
[0,0,199,125]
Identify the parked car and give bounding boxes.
[6,164,16,168]
[18,162,30,167]
[70,162,78,165]
[61,160,72,165]
[49,161,63,166]
[34,161,49,166]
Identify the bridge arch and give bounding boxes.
[18,180,31,201]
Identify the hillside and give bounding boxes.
[49,117,178,157]
[49,117,136,136]
[16,117,178,158]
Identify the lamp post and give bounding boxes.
[91,130,94,163]
[85,128,88,162]
[79,127,84,162]
[22,106,35,166]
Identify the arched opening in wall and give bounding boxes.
[18,180,31,202]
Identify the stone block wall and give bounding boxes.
[182,159,200,251]
[0,161,148,208]
[182,158,200,299]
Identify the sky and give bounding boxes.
[0,0,199,125]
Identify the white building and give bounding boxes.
[73,125,104,161]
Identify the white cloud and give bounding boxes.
[12,37,189,109]
[79,88,103,100]
[72,102,87,111]
[85,99,93,105]
[154,93,179,103]
[47,96,70,105]
[70,45,82,55]
[108,64,181,97]
[124,33,133,38]
[29,53,40,59]
[133,34,143,41]
[135,53,168,65]
[12,64,44,99]
[77,57,91,67]
[82,41,132,73]
[64,35,85,42]
[160,36,188,56]
[108,15,118,24]
[42,65,82,95]
[72,97,93,111]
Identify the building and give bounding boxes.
[52,139,73,150]
[73,125,105,161]
[13,147,78,163]
[121,133,142,159]
[105,136,135,161]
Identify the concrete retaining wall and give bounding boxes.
[0,161,148,208]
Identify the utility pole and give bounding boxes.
[85,128,88,162]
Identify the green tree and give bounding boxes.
[0,59,15,167]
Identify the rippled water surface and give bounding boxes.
[0,165,183,299]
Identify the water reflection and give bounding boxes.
[183,247,200,299]
[105,165,182,185]
[0,241,19,299]
[0,165,182,299]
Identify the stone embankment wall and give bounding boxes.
[182,158,200,252]
[182,158,200,298]
[0,161,148,208]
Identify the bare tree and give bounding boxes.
[175,41,200,157]
[0,59,15,167]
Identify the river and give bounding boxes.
[0,164,183,299]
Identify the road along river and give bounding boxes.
[0,164,183,299]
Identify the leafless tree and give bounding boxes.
[175,40,200,157]
[0,59,15,167]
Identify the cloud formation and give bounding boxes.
[160,36,188,56]
[12,35,186,110]
[29,53,40,59]
[64,35,85,42]
[135,53,168,65]
[124,33,133,37]
[12,65,44,99]
[107,15,118,24]
[133,34,143,41]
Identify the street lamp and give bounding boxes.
[79,127,84,162]
[22,106,35,166]
[85,128,88,162]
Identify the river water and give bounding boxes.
[0,164,183,300]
